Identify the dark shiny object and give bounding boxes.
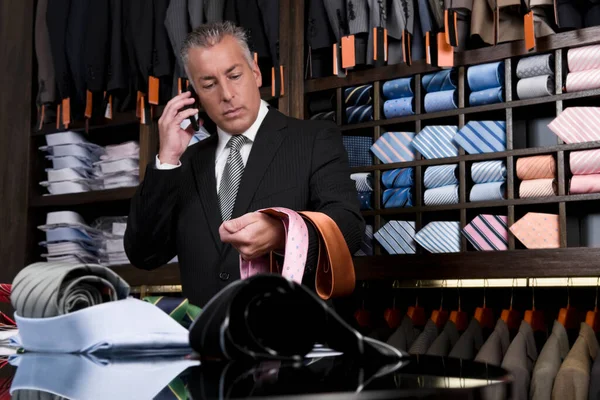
[219,272,230,281]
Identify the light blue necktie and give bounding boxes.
[384,98,415,118]
[358,191,373,209]
[371,132,416,163]
[467,61,504,92]
[344,84,373,106]
[470,182,506,201]
[454,121,506,154]
[343,136,373,167]
[415,221,461,253]
[423,164,458,188]
[351,172,373,191]
[374,221,417,254]
[382,168,414,188]
[413,125,459,159]
[354,225,374,256]
[383,188,413,208]
[469,87,504,106]
[422,70,457,92]
[471,160,506,183]
[346,105,373,124]
[424,90,458,113]
[382,77,414,99]
[424,184,459,205]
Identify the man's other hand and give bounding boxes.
[219,212,285,260]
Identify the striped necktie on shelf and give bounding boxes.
[412,126,459,159]
[346,105,374,124]
[454,121,506,154]
[345,84,373,106]
[510,213,559,249]
[382,168,414,188]
[472,161,506,183]
[355,225,374,256]
[415,222,461,253]
[463,215,508,251]
[371,132,416,163]
[424,164,459,188]
[570,149,600,175]
[351,173,373,191]
[374,221,417,254]
[383,187,413,208]
[470,182,506,201]
[424,184,459,205]
[548,107,600,143]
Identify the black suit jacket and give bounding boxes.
[125,108,365,307]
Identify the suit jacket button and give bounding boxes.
[219,272,230,281]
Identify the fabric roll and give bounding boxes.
[469,87,504,106]
[470,182,506,201]
[424,184,459,205]
[424,90,458,113]
[422,69,458,92]
[565,69,600,92]
[343,136,373,167]
[516,155,556,180]
[310,111,336,121]
[519,179,557,198]
[567,45,600,73]
[358,191,373,210]
[344,84,373,106]
[516,75,555,100]
[382,168,414,188]
[346,105,374,124]
[570,149,600,175]
[471,160,506,183]
[467,61,505,92]
[351,172,373,192]
[383,188,414,208]
[383,97,415,119]
[516,53,555,79]
[570,174,600,194]
[423,164,459,188]
[382,77,414,99]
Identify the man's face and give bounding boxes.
[186,35,263,135]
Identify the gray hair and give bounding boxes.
[180,21,254,69]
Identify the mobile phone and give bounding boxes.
[183,81,200,132]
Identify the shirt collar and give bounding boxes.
[216,100,270,158]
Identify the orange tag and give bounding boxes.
[341,35,356,69]
[105,94,113,119]
[444,10,459,47]
[524,11,535,51]
[62,98,71,128]
[402,30,412,65]
[426,32,431,64]
[177,78,183,95]
[136,91,143,118]
[148,76,160,105]
[271,67,276,97]
[333,43,339,75]
[56,104,61,129]
[373,27,378,60]
[444,10,451,45]
[85,90,93,118]
[279,65,285,96]
[140,95,146,124]
[39,105,45,131]
[384,28,388,61]
[437,32,454,67]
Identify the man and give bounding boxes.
[125,21,364,307]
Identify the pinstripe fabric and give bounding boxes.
[570,149,600,175]
[519,179,557,198]
[371,132,416,163]
[463,215,508,251]
[567,45,600,73]
[347,0,370,33]
[344,136,373,167]
[388,0,415,37]
[351,173,373,191]
[374,221,417,254]
[548,107,600,144]
[345,85,373,106]
[449,318,484,360]
[409,319,439,355]
[424,184,459,205]
[516,155,556,180]
[355,224,374,256]
[383,187,413,208]
[415,221,461,253]
[422,70,457,92]
[472,161,506,183]
[11,262,130,318]
[382,168,414,188]
[346,105,374,124]
[188,0,205,28]
[567,69,600,92]
[218,135,249,221]
[413,126,459,159]
[470,182,506,201]
[165,0,190,78]
[516,75,554,100]
[454,121,507,154]
[424,164,458,188]
[204,0,225,22]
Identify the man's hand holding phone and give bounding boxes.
[157,91,200,165]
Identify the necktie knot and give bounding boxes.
[227,135,248,152]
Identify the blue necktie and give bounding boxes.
[358,191,373,210]
[371,132,416,163]
[343,136,373,167]
[382,168,414,188]
[344,84,373,106]
[374,221,417,254]
[424,164,459,188]
[471,160,506,183]
[382,77,414,99]
[424,184,459,205]
[424,90,458,113]
[351,172,373,191]
[346,105,373,124]
[467,61,505,92]
[470,182,506,201]
[383,187,413,208]
[413,125,459,159]
[422,70,457,92]
[415,221,461,253]
[454,121,506,154]
[383,98,415,118]
[355,225,374,256]
[469,87,504,106]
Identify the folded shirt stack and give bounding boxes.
[382,168,414,208]
[467,61,505,106]
[344,85,373,124]
[469,161,507,202]
[382,77,416,118]
[422,69,458,113]
[95,141,140,190]
[516,53,555,100]
[92,216,129,266]
[351,172,373,210]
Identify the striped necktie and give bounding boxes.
[424,184,459,205]
[415,221,461,253]
[346,105,373,124]
[519,179,557,198]
[355,225,374,256]
[570,175,600,194]
[509,212,559,249]
[345,84,373,106]
[351,173,373,191]
[422,70,457,92]
[516,155,556,180]
[383,187,413,208]
[470,182,506,201]
[472,161,506,183]
[467,61,504,92]
[565,45,600,92]
[371,132,416,163]
[424,164,458,188]
[570,149,600,175]
[463,215,508,251]
[143,296,202,329]
[218,135,248,221]
[413,125,459,159]
[374,221,417,254]
[382,168,414,188]
[454,121,506,154]
[548,107,600,143]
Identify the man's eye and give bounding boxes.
[203,83,215,89]
[230,74,241,80]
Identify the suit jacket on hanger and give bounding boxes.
[501,320,538,400]
[84,0,110,93]
[474,318,510,366]
[128,0,154,90]
[165,0,191,79]
[35,0,56,105]
[153,0,175,79]
[306,0,336,78]
[444,0,473,51]
[204,0,225,22]
[449,318,483,360]
[188,0,205,29]
[108,0,130,94]
[229,0,270,59]
[409,319,439,354]
[346,0,369,65]
[386,315,422,351]
[324,0,349,41]
[530,320,570,400]
[427,320,460,356]
[46,0,71,101]
[66,0,92,119]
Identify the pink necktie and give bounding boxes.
[566,70,600,92]
[516,155,556,180]
[570,149,600,175]
[239,207,309,284]
[570,175,600,194]
[509,212,559,249]
[519,179,557,198]
[463,215,508,251]
[548,107,600,143]
[566,45,600,92]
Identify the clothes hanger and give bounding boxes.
[406,280,426,327]
[383,280,403,330]
[430,280,449,329]
[524,278,545,332]
[449,280,468,331]
[474,279,495,330]
[585,277,600,333]
[354,281,371,328]
[558,277,580,329]
[500,279,522,331]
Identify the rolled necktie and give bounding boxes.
[383,187,414,208]
[567,45,600,73]
[519,179,557,198]
[415,221,461,253]
[565,70,600,92]
[344,84,373,106]
[413,125,459,159]
[11,262,130,318]
[346,105,373,124]
[570,149,600,175]
[382,168,414,188]
[371,132,416,163]
[470,182,506,201]
[516,53,555,79]
[343,136,373,167]
[351,172,373,191]
[310,111,336,121]
[548,107,600,144]
[383,97,415,119]
[354,225,373,256]
[424,90,458,113]
[455,121,507,154]
[570,174,600,194]
[517,75,555,100]
[422,69,457,92]
[467,61,505,92]
[463,215,508,251]
[472,160,506,183]
[358,191,374,210]
[382,77,414,99]
[374,221,417,255]
[423,164,459,188]
[469,87,504,106]
[516,155,556,180]
[424,184,459,205]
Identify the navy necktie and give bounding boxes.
[382,168,414,188]
[346,105,373,124]
[454,121,506,154]
[383,187,413,208]
[345,85,373,106]
[343,136,373,167]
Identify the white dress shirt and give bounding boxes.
[156,100,270,192]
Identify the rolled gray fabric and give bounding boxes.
[516,53,554,79]
[11,262,130,318]
[516,75,555,100]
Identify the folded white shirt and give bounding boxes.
[45,131,88,146]
[46,167,94,183]
[51,155,93,170]
[101,141,140,161]
[40,181,90,195]
[97,158,139,175]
